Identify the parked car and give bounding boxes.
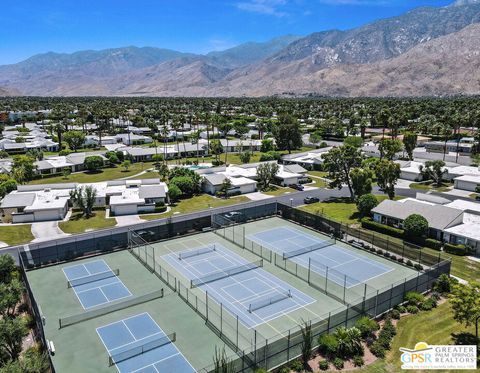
[303,196,320,204]
[290,184,304,191]
[223,211,243,222]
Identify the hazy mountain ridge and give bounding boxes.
[1,1,479,97]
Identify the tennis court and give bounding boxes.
[63,259,132,309]
[248,226,393,288]
[162,244,315,328]
[97,312,195,373]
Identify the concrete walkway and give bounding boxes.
[31,221,70,242]
[115,215,144,226]
[245,192,274,201]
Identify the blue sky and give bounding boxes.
[1,0,452,65]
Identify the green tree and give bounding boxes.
[121,160,132,171]
[300,321,313,369]
[209,139,224,164]
[167,183,182,202]
[419,160,446,187]
[321,145,363,200]
[334,327,363,359]
[273,114,302,154]
[0,255,16,284]
[63,131,86,152]
[0,279,23,318]
[219,178,233,198]
[0,179,17,199]
[83,155,104,172]
[62,167,71,179]
[350,168,373,199]
[403,214,428,239]
[238,151,251,164]
[260,139,274,153]
[375,159,400,200]
[256,162,279,191]
[449,282,480,331]
[344,136,363,148]
[0,316,28,360]
[169,176,196,197]
[11,155,36,183]
[402,132,417,161]
[356,194,378,218]
[379,138,402,160]
[69,185,97,217]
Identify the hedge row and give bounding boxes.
[424,238,442,251]
[444,242,467,256]
[360,218,404,239]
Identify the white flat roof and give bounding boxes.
[445,223,480,241]
[454,175,480,183]
[230,177,257,187]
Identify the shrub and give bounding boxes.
[389,309,401,319]
[376,249,384,255]
[356,194,378,217]
[391,254,397,260]
[370,342,386,358]
[355,317,379,339]
[406,260,413,267]
[84,155,104,171]
[289,359,303,372]
[414,263,423,271]
[384,252,391,258]
[396,305,407,313]
[332,357,344,370]
[406,305,419,314]
[353,355,364,367]
[424,238,442,251]
[318,333,338,357]
[382,319,396,338]
[403,214,428,239]
[259,151,281,161]
[405,291,426,306]
[433,274,452,294]
[278,368,289,373]
[397,257,404,263]
[444,243,467,256]
[361,217,404,238]
[319,360,329,371]
[376,335,391,349]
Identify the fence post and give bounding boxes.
[343,275,347,303]
[287,330,291,362]
[362,284,367,312]
[327,312,331,332]
[388,284,394,309]
[308,258,311,285]
[236,315,239,349]
[345,305,349,327]
[254,330,257,365]
[325,267,329,294]
[243,227,246,249]
[220,303,223,336]
[374,290,379,316]
[206,291,209,322]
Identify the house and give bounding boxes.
[109,180,168,216]
[282,148,332,170]
[453,175,480,192]
[371,198,464,241]
[446,165,480,181]
[425,140,474,155]
[122,147,177,162]
[1,185,72,223]
[0,179,168,221]
[35,153,108,175]
[202,172,257,196]
[116,133,153,146]
[398,161,426,181]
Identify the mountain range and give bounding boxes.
[1,0,480,97]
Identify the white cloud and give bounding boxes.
[236,0,289,17]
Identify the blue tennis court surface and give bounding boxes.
[63,259,132,309]
[97,313,195,373]
[248,226,393,288]
[163,244,315,328]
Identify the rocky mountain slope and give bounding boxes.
[0,0,479,97]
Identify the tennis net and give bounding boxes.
[190,259,263,288]
[283,237,336,260]
[248,289,292,313]
[108,332,176,366]
[59,289,164,328]
[67,269,120,288]
[179,245,216,260]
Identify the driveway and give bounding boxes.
[115,215,144,226]
[245,192,273,201]
[31,221,70,242]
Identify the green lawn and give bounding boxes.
[141,194,250,220]
[262,186,297,196]
[0,225,33,246]
[58,211,116,234]
[307,171,329,178]
[386,301,475,373]
[29,162,155,184]
[299,195,393,225]
[306,178,328,188]
[410,181,453,193]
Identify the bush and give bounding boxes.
[389,309,401,319]
[355,316,379,339]
[84,155,104,171]
[396,305,407,313]
[332,357,344,370]
[370,342,386,358]
[406,305,419,314]
[169,176,196,197]
[278,368,289,373]
[319,360,329,371]
[361,217,404,238]
[376,249,383,255]
[318,333,338,357]
[433,273,452,294]
[406,260,413,266]
[414,263,423,271]
[397,257,404,263]
[376,335,392,349]
[382,319,396,338]
[420,298,437,311]
[403,214,428,239]
[356,194,378,217]
[353,355,364,367]
[289,359,303,372]
[384,251,391,258]
[259,151,281,161]
[425,238,442,251]
[444,242,467,256]
[405,291,426,306]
